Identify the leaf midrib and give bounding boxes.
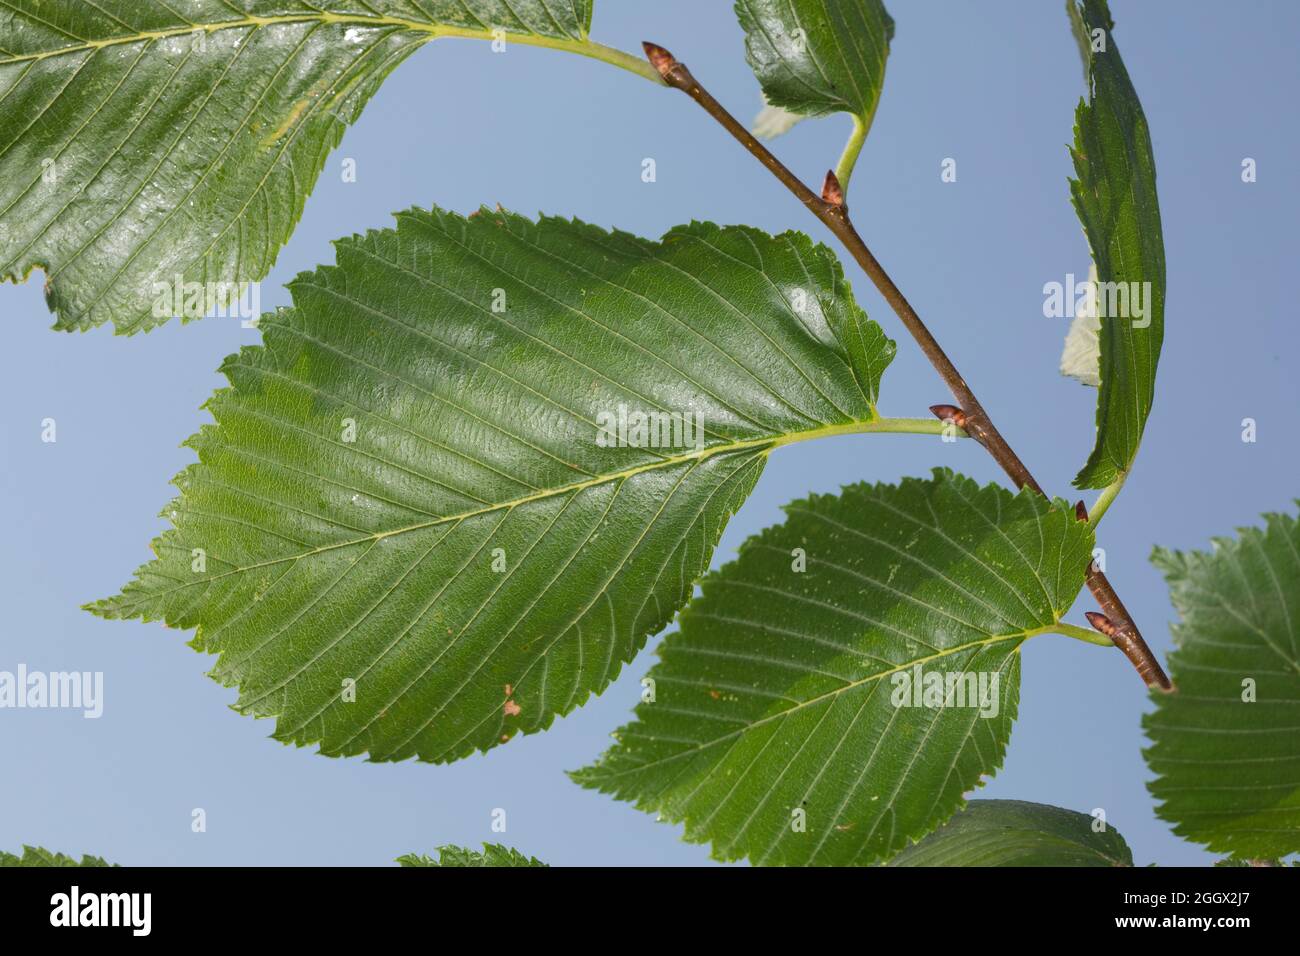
[0,12,586,67]
[118,416,885,600]
[591,628,1042,782]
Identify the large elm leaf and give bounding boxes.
[397,844,545,867]
[1065,0,1166,488]
[1144,507,1300,860]
[573,470,1094,866]
[735,0,893,130]
[1,846,113,867]
[89,205,896,764]
[886,800,1133,867]
[0,0,638,334]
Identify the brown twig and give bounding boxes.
[642,42,1170,690]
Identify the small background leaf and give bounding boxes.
[1144,507,1300,860]
[1,846,114,867]
[886,799,1133,867]
[0,1,595,333]
[736,0,893,134]
[397,844,545,867]
[575,470,1094,866]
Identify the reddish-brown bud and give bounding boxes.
[1085,611,1118,638]
[821,170,845,207]
[642,41,677,77]
[1075,500,1089,522]
[929,404,967,430]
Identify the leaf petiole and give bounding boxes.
[765,415,967,453]
[1087,473,1127,527]
[834,115,870,196]
[1048,621,1114,648]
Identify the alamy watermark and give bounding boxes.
[1043,272,1152,328]
[595,404,705,450]
[151,275,261,326]
[890,664,1000,718]
[0,665,103,718]
[50,886,150,936]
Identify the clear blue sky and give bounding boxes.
[2,1,1296,866]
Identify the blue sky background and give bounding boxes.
[2,1,1297,866]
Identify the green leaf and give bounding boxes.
[574,470,1095,866]
[89,205,896,764]
[885,799,1133,867]
[1065,0,1166,489]
[0,1,657,334]
[1,846,114,867]
[397,844,546,867]
[736,0,892,186]
[1144,507,1300,859]
[1212,856,1292,867]
[736,0,893,125]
